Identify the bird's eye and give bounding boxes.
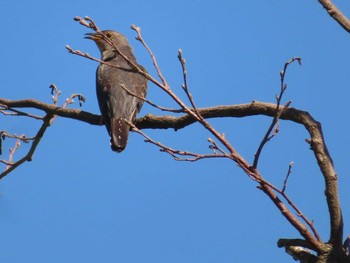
[105,32,112,38]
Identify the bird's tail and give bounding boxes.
[110,118,130,152]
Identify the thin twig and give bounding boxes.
[0,132,35,142]
[50,92,86,124]
[0,114,54,179]
[120,84,183,113]
[0,132,33,156]
[0,86,85,178]
[131,24,169,87]
[0,105,43,119]
[5,138,22,170]
[126,119,231,161]
[207,138,227,155]
[253,58,301,169]
[282,161,294,193]
[130,24,243,163]
[50,84,61,105]
[66,45,129,70]
[280,188,321,241]
[73,16,101,31]
[178,49,198,113]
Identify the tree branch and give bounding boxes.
[2,14,345,260]
[0,97,335,253]
[278,239,318,262]
[0,98,101,126]
[127,120,231,162]
[318,0,350,33]
[278,238,317,251]
[0,114,54,179]
[0,97,341,249]
[253,57,300,169]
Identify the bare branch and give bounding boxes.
[0,159,11,165]
[66,45,130,70]
[49,83,61,105]
[282,161,294,193]
[120,84,183,113]
[0,107,43,120]
[126,119,231,162]
[122,46,322,248]
[253,58,301,169]
[0,132,35,142]
[0,97,339,245]
[128,23,248,173]
[73,16,101,31]
[257,181,323,252]
[278,238,317,251]
[0,85,87,178]
[318,0,350,33]
[280,187,322,241]
[50,91,86,124]
[0,114,54,179]
[278,239,322,263]
[131,24,169,87]
[207,138,227,155]
[178,49,198,112]
[0,97,101,126]
[46,18,344,256]
[5,138,22,170]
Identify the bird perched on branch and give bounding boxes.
[85,30,148,152]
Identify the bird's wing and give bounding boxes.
[96,63,147,151]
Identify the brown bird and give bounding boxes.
[85,30,148,152]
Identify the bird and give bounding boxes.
[85,30,148,152]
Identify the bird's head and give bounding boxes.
[85,30,131,60]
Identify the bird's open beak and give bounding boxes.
[84,32,102,41]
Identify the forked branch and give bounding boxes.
[0,14,345,261]
[67,17,330,252]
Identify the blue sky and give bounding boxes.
[1,1,350,262]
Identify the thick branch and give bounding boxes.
[278,238,317,251]
[318,0,350,33]
[295,110,342,250]
[257,182,322,252]
[139,102,341,250]
[0,97,340,251]
[0,98,101,125]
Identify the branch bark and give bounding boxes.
[318,0,350,33]
[0,97,342,254]
[0,98,101,125]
